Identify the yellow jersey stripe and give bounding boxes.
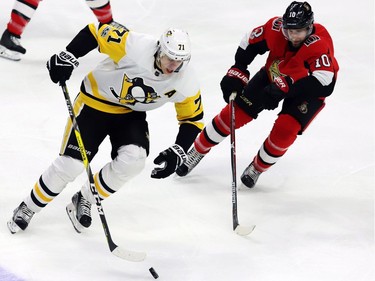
[77,92,133,114]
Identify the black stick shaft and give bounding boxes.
[229,92,239,230]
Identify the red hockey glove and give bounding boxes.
[220,66,250,103]
[261,76,293,110]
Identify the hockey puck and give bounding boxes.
[149,267,159,279]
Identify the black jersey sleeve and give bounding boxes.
[66,25,98,58]
[175,123,202,152]
[234,40,268,69]
[290,75,336,98]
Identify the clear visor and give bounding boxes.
[282,26,312,46]
[157,51,185,74]
[160,52,183,67]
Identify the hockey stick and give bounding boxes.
[229,92,256,236]
[60,81,146,262]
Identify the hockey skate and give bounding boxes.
[0,30,26,61]
[66,191,92,233]
[176,147,205,176]
[7,202,35,234]
[240,162,262,188]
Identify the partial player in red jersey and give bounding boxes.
[0,0,113,61]
[177,1,339,188]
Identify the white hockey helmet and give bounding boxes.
[158,28,191,62]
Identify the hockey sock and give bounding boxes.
[195,103,252,154]
[86,0,113,24]
[7,0,41,36]
[253,114,301,172]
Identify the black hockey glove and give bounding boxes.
[260,76,293,110]
[46,50,79,84]
[151,144,187,179]
[220,66,249,103]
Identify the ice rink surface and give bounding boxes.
[0,0,373,280]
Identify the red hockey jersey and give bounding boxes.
[240,17,339,86]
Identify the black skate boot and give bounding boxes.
[0,29,26,61]
[176,147,205,176]
[66,191,92,233]
[7,202,35,234]
[240,162,262,188]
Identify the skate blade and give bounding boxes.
[7,220,21,234]
[66,203,84,233]
[0,45,22,61]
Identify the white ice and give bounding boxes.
[0,0,374,280]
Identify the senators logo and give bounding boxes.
[110,74,160,105]
[298,102,308,114]
[269,60,283,81]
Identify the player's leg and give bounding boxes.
[70,111,149,231]
[241,97,326,188]
[176,104,253,177]
[63,103,113,231]
[8,156,84,233]
[0,0,41,60]
[176,69,268,177]
[85,0,113,24]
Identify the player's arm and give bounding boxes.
[46,24,98,83]
[220,23,269,103]
[151,91,204,179]
[260,47,337,111]
[235,29,269,68]
[290,44,337,99]
[86,22,129,63]
[289,74,334,99]
[65,22,130,60]
[65,25,99,58]
[46,22,128,83]
[174,91,204,151]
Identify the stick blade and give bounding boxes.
[112,246,147,262]
[234,224,256,236]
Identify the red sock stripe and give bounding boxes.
[194,107,230,154]
[269,114,300,150]
[253,114,300,172]
[214,103,253,133]
[91,3,113,24]
[7,13,29,36]
[263,136,288,157]
[7,0,41,36]
[18,0,40,8]
[194,103,253,154]
[253,139,286,172]
[214,106,231,135]
[213,115,230,136]
[195,130,213,154]
[253,152,270,172]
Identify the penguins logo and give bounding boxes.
[110,74,160,105]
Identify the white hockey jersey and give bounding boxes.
[75,23,204,129]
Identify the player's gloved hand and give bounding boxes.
[46,50,79,84]
[220,66,249,103]
[151,144,187,179]
[261,76,293,110]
